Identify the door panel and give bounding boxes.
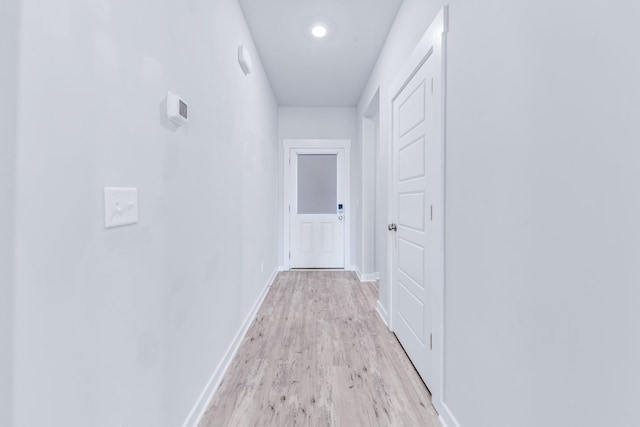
[392,51,438,385]
[399,81,426,136]
[399,136,426,181]
[290,150,345,268]
[398,282,426,344]
[300,223,313,252]
[321,222,335,252]
[398,238,425,287]
[398,193,425,231]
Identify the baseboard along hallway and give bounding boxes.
[199,271,440,426]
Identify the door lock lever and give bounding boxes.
[388,223,397,231]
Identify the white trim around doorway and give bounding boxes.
[386,6,454,427]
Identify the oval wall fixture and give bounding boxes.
[238,46,252,75]
[311,24,327,38]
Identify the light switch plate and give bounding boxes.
[104,187,138,228]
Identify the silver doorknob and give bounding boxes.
[338,215,343,220]
[388,223,397,231]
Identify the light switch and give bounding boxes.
[104,187,138,228]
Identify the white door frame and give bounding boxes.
[386,5,449,418]
[283,139,351,271]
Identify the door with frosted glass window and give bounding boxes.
[290,149,345,268]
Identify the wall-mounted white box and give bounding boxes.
[167,91,188,126]
[104,187,138,228]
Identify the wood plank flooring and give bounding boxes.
[199,271,441,427]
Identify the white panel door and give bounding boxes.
[290,149,345,268]
[391,46,442,386]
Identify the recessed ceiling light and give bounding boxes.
[311,25,327,38]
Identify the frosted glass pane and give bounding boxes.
[298,154,337,214]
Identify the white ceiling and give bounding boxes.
[238,0,403,107]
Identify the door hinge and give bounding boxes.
[430,205,433,221]
[430,333,433,350]
[289,155,291,166]
[288,251,291,260]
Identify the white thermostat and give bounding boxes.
[167,91,188,125]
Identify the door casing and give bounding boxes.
[386,5,448,418]
[283,139,351,271]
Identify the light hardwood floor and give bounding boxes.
[199,271,441,427]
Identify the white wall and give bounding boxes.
[277,107,358,268]
[360,0,640,426]
[0,1,20,425]
[359,100,379,279]
[11,0,279,426]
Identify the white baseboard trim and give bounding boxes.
[436,400,461,427]
[352,265,361,279]
[181,268,279,427]
[352,265,379,282]
[361,272,379,281]
[375,300,389,329]
[278,265,287,272]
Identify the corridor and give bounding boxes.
[200,271,440,426]
[3,0,639,425]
